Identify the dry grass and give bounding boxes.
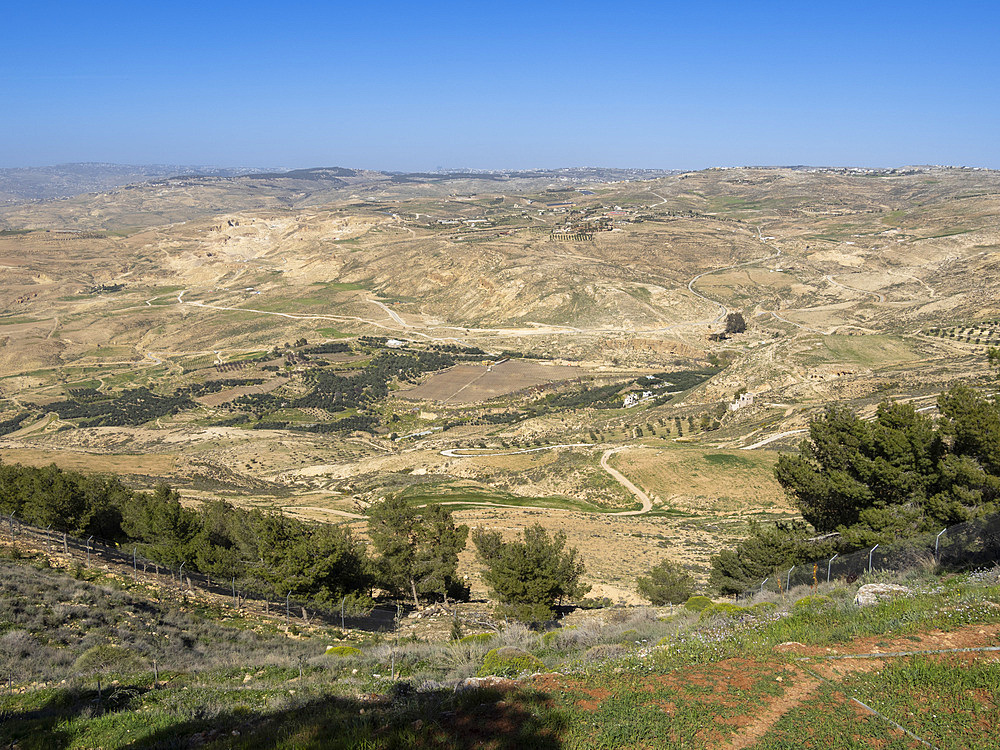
[607,445,791,516]
[0,448,178,477]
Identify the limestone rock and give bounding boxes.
[854,583,912,607]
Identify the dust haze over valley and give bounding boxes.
[2,163,999,600]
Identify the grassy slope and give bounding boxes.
[2,542,999,749]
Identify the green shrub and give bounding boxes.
[698,602,745,621]
[746,601,779,614]
[683,595,713,613]
[325,645,362,657]
[496,601,557,625]
[73,644,142,674]
[637,559,695,605]
[574,596,613,610]
[478,647,545,677]
[792,595,835,614]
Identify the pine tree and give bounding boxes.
[367,497,468,606]
[636,559,695,605]
[472,523,590,622]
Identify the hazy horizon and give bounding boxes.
[3,161,994,173]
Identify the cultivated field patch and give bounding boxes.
[399,359,582,404]
[799,334,923,367]
[0,447,178,476]
[196,377,285,407]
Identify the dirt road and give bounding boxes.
[439,443,653,516]
[600,446,653,515]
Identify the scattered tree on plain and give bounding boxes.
[636,558,695,605]
[472,523,590,623]
[367,496,469,606]
[725,312,747,334]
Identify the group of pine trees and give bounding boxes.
[0,462,368,603]
[0,459,591,620]
[710,381,1000,594]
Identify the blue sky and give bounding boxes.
[2,1,998,170]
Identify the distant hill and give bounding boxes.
[0,162,266,203]
[0,163,679,213]
[0,165,680,230]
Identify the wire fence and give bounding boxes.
[1,512,398,632]
[736,511,1000,601]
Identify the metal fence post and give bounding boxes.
[8,513,14,544]
[786,566,795,591]
[286,591,291,626]
[341,596,346,631]
[827,553,838,583]
[133,547,138,581]
[935,528,947,562]
[178,561,185,588]
[760,577,768,595]
[868,544,879,573]
[86,536,93,567]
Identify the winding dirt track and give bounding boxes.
[439,444,652,516]
[740,429,807,450]
[599,446,653,515]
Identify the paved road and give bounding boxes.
[369,299,410,328]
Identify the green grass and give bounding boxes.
[2,539,999,749]
[312,281,370,292]
[0,316,44,325]
[800,334,921,367]
[315,327,352,338]
[753,682,896,749]
[758,653,1000,749]
[701,453,756,468]
[393,480,640,514]
[841,655,1000,749]
[912,227,977,240]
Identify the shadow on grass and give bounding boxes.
[121,683,564,750]
[1,684,148,749]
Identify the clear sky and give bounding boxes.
[2,1,998,171]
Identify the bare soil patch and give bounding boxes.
[722,668,821,750]
[196,376,284,407]
[399,359,582,404]
[774,622,1000,660]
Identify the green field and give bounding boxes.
[394,480,641,514]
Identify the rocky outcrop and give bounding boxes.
[854,583,913,607]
